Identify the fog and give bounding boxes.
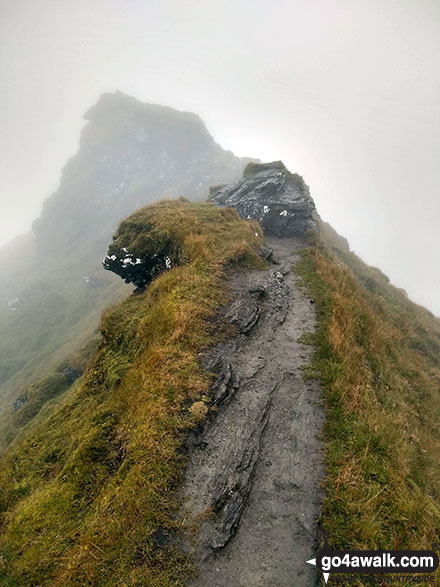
[1,0,439,313]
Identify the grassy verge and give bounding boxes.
[0,199,264,586]
[295,239,440,561]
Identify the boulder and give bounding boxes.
[210,161,318,237]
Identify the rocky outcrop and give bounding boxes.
[210,161,318,238]
[33,92,253,251]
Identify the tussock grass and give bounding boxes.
[295,231,440,558]
[0,199,263,586]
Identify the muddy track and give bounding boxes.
[179,236,323,586]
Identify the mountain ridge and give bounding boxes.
[1,180,440,584]
[0,92,254,448]
[1,98,440,585]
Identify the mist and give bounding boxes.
[1,0,439,313]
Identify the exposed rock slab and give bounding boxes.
[179,236,323,586]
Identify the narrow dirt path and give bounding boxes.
[179,236,323,587]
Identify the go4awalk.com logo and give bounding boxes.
[306,538,439,583]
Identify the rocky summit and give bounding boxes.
[210,160,318,237]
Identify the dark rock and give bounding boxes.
[249,284,267,298]
[209,380,277,551]
[103,247,174,290]
[58,364,83,384]
[225,296,261,335]
[12,395,28,410]
[211,161,318,238]
[259,246,280,264]
[209,360,240,406]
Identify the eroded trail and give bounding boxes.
[180,237,323,587]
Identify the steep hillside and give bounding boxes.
[0,92,251,449]
[297,217,440,553]
[0,200,264,586]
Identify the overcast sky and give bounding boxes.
[1,0,439,313]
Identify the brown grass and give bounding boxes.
[295,232,440,562]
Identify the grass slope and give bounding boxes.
[0,199,263,586]
[296,223,440,560]
[0,246,129,453]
